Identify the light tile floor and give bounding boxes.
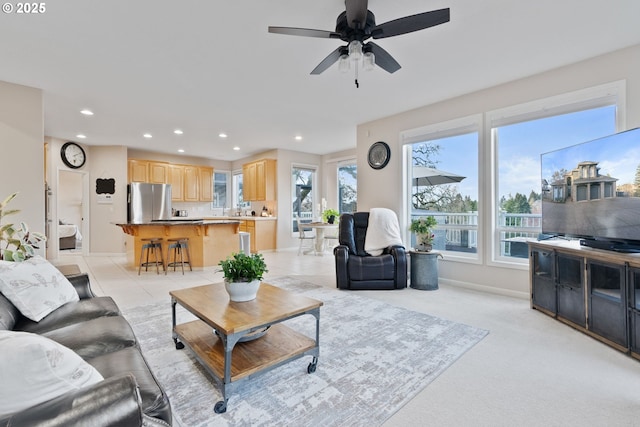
[55,250,640,426]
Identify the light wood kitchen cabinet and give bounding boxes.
[168,165,184,201]
[199,167,214,202]
[239,219,276,253]
[183,166,199,202]
[128,160,149,183]
[242,159,276,201]
[242,162,257,201]
[128,159,213,202]
[148,162,168,184]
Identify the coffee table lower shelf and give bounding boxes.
[174,319,318,411]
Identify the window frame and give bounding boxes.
[486,80,626,269]
[401,114,483,264]
[291,164,318,237]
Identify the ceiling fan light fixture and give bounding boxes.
[338,54,350,73]
[348,40,362,61]
[363,51,375,71]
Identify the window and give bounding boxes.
[403,117,480,259]
[212,171,229,209]
[492,105,617,261]
[292,166,316,233]
[338,162,357,213]
[232,171,250,212]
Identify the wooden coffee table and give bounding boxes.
[170,282,323,413]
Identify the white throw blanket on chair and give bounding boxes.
[364,208,403,256]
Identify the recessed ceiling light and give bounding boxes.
[295,135,302,141]
[219,133,228,138]
[143,133,152,138]
[174,129,183,135]
[178,149,185,153]
[80,109,94,116]
[233,146,240,151]
[76,134,86,139]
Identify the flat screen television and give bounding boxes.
[540,127,640,252]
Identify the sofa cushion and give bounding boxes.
[0,256,79,322]
[0,292,20,331]
[42,315,137,359]
[15,296,120,334]
[348,254,396,281]
[88,347,172,424]
[0,330,104,418]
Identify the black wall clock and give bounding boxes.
[367,141,390,169]
[60,142,86,169]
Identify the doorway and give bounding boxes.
[57,169,90,256]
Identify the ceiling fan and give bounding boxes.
[268,0,450,83]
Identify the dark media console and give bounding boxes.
[529,240,640,360]
[579,238,640,253]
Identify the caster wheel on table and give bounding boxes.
[175,341,185,350]
[214,400,227,414]
[307,362,317,374]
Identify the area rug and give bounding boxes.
[122,277,488,427]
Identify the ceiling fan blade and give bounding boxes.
[345,0,368,29]
[268,26,340,39]
[311,47,345,75]
[367,42,401,73]
[371,8,450,39]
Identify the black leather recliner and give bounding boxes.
[334,212,407,290]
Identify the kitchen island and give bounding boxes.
[116,219,241,268]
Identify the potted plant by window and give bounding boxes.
[322,208,340,224]
[409,216,437,252]
[0,192,46,262]
[218,252,268,302]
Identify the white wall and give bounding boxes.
[0,81,44,257]
[357,44,640,297]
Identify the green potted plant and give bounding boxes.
[218,252,268,302]
[0,192,47,262]
[322,208,340,224]
[409,216,437,252]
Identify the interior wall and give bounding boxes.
[357,43,640,296]
[0,81,44,258]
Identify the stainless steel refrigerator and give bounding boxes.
[128,183,172,223]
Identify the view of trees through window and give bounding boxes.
[411,132,479,255]
[495,105,616,259]
[292,167,315,232]
[338,163,357,213]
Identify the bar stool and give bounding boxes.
[138,238,165,275]
[166,237,192,274]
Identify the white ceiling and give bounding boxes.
[1,0,639,161]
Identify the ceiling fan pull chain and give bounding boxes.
[354,59,359,88]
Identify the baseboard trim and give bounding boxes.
[440,278,529,300]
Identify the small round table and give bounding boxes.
[409,250,441,291]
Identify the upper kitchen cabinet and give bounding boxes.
[199,166,214,202]
[128,159,213,202]
[183,165,199,202]
[148,162,168,184]
[168,164,184,201]
[243,159,276,201]
[128,159,149,183]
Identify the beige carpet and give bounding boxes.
[123,277,488,426]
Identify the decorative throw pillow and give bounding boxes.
[0,330,104,417]
[0,256,79,322]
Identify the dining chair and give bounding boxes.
[294,214,315,255]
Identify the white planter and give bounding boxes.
[224,279,261,302]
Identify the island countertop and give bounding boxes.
[115,220,241,268]
[115,219,241,226]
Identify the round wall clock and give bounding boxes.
[367,141,390,169]
[60,142,86,169]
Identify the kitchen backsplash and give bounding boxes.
[171,201,276,217]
